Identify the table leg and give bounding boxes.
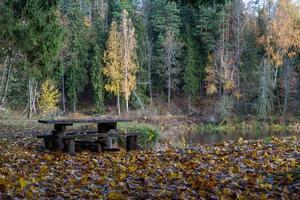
[53,124,66,150]
[107,137,113,149]
[67,139,76,154]
[97,122,117,149]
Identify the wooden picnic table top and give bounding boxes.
[38,118,132,125]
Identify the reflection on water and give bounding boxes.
[184,130,299,145]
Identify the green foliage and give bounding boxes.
[111,0,133,21]
[91,45,105,114]
[65,1,89,111]
[0,0,64,77]
[1,0,300,120]
[183,37,199,98]
[119,122,160,148]
[150,0,182,36]
[150,0,182,94]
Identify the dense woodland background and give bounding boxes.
[0,0,300,120]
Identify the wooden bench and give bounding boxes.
[38,118,131,153]
[38,131,121,154]
[37,134,54,150]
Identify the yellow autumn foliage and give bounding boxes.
[38,80,60,115]
[103,21,122,96]
[84,17,92,28]
[224,80,235,92]
[206,84,217,95]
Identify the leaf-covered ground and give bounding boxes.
[1,136,300,199]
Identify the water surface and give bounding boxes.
[184,130,299,145]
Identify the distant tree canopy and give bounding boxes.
[170,0,228,6]
[0,0,300,119]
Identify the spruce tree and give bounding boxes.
[150,0,182,99]
[65,0,88,112]
[183,37,199,113]
[0,0,64,116]
[91,45,105,114]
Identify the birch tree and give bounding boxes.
[119,9,138,114]
[103,21,122,115]
[162,30,182,109]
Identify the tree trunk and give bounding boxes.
[148,56,152,103]
[27,78,32,118]
[73,90,77,112]
[168,67,171,110]
[117,93,121,115]
[0,53,12,111]
[133,90,145,110]
[188,93,191,114]
[125,98,129,115]
[27,77,38,118]
[62,74,66,113]
[283,59,292,113]
[0,55,9,93]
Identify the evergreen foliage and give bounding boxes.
[91,45,105,114]
[0,0,300,119]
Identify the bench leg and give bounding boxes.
[55,137,64,150]
[126,136,138,151]
[44,137,54,150]
[66,139,76,154]
[107,137,113,149]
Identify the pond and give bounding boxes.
[183,130,299,145]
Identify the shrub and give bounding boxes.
[119,122,160,148]
[38,80,60,116]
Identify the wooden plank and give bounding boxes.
[37,134,52,138]
[38,120,73,125]
[59,132,120,139]
[38,119,131,124]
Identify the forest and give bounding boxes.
[1,0,300,199]
[0,0,299,121]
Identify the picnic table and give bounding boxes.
[37,119,139,154]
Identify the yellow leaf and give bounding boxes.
[287,174,293,182]
[19,177,27,189]
[108,191,123,200]
[40,165,48,174]
[223,188,231,195]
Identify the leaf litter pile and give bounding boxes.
[1,135,300,199]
